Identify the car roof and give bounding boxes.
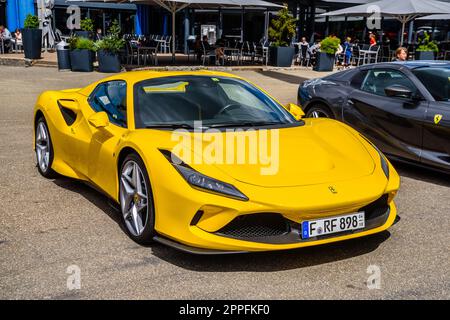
[361,61,450,70]
[78,70,242,96]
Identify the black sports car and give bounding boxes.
[298,61,450,173]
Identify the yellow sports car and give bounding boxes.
[34,71,400,254]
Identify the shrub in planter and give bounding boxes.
[94,20,124,73]
[268,7,297,67]
[314,36,341,72]
[69,37,95,72]
[75,18,94,39]
[22,14,42,60]
[416,32,438,60]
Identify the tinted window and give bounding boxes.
[133,76,295,129]
[350,70,368,89]
[361,69,417,97]
[413,67,450,101]
[89,81,127,127]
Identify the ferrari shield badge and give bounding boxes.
[434,114,443,125]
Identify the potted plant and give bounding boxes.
[415,32,438,60]
[75,18,94,39]
[94,20,124,73]
[22,14,42,60]
[69,36,95,72]
[268,7,297,67]
[314,36,341,72]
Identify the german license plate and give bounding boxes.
[301,212,365,239]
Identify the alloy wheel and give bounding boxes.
[120,161,149,237]
[36,121,50,172]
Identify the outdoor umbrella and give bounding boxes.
[68,0,283,62]
[321,0,450,45]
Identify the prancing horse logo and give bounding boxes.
[328,186,337,194]
[434,114,443,125]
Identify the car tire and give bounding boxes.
[35,117,58,179]
[119,153,156,245]
[306,104,334,119]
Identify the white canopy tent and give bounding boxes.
[321,0,450,45]
[68,0,283,62]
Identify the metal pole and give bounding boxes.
[264,9,269,41]
[408,20,414,44]
[218,7,223,40]
[241,6,245,42]
[184,8,189,54]
[172,9,176,63]
[401,21,406,46]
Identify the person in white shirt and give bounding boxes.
[0,25,12,53]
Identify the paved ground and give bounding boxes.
[0,66,449,300]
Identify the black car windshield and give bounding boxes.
[133,76,296,129]
[413,67,450,102]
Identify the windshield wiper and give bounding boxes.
[145,123,195,129]
[207,121,282,129]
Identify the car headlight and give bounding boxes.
[359,134,389,179]
[378,149,390,179]
[160,150,249,201]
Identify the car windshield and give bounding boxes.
[133,76,296,129]
[413,67,450,102]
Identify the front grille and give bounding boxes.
[217,213,290,239]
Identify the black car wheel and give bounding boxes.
[306,104,334,119]
[119,153,156,244]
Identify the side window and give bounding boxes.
[361,69,417,98]
[350,70,368,89]
[89,81,127,127]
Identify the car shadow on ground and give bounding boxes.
[150,231,391,272]
[392,161,450,188]
[52,178,126,234]
[52,177,392,272]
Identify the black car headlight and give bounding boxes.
[378,149,390,179]
[160,150,249,201]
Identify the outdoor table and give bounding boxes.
[359,49,377,65]
[137,46,158,66]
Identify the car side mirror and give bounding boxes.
[57,99,79,111]
[284,103,305,121]
[88,112,109,128]
[384,85,413,99]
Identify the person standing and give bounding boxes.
[369,33,377,47]
[0,25,12,53]
[343,37,353,67]
[392,47,408,62]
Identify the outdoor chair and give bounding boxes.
[381,45,391,62]
[187,40,196,62]
[367,45,380,64]
[241,41,253,63]
[201,42,215,66]
[253,42,264,64]
[125,41,138,65]
[12,39,23,53]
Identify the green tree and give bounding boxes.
[268,6,297,47]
